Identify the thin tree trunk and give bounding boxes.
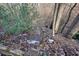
[61,3,77,37]
[52,3,59,36]
[61,3,77,34]
[55,4,65,33]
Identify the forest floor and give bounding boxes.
[0,20,79,56]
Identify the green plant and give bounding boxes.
[72,31,79,40]
[0,4,37,35]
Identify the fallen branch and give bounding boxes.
[0,44,24,56]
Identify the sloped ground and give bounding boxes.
[0,3,79,56]
[0,26,79,56]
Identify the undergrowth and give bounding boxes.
[0,4,38,35]
[72,31,79,40]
